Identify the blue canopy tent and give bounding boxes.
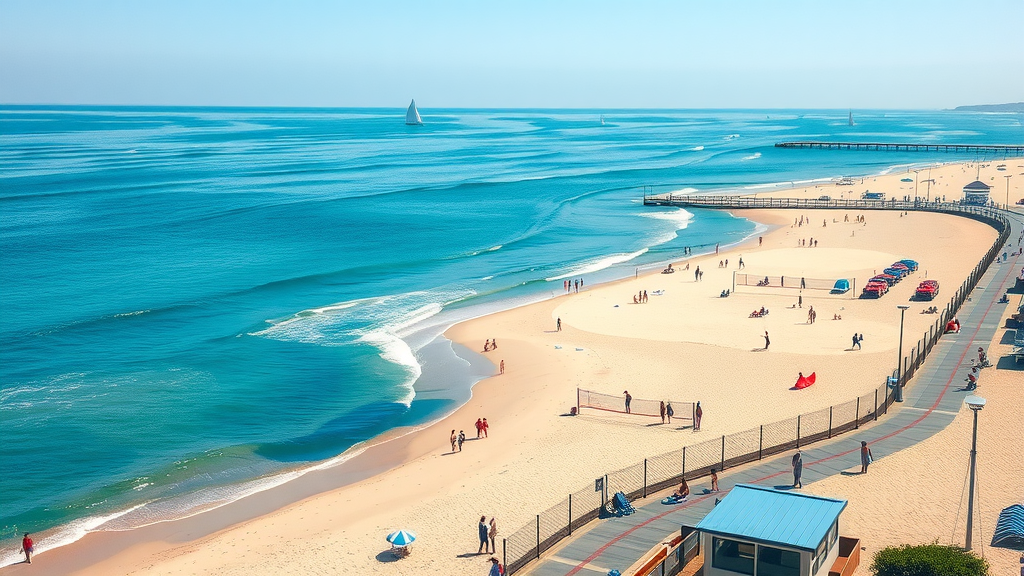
[831,279,850,294]
[992,504,1024,549]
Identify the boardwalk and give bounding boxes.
[524,209,1023,576]
[775,141,1024,154]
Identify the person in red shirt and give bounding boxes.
[21,533,34,564]
[482,418,489,438]
[475,418,483,439]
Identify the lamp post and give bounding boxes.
[964,395,986,551]
[895,305,910,402]
[1005,174,1012,210]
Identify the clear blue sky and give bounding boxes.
[2,0,1022,108]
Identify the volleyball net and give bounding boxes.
[577,388,695,422]
[734,273,851,292]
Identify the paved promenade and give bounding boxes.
[526,211,1023,576]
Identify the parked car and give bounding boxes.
[871,274,898,287]
[915,280,939,300]
[898,259,919,272]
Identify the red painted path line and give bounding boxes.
[560,242,1020,576]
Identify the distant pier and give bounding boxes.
[775,141,1024,154]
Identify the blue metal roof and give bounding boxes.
[696,484,847,551]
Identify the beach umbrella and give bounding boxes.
[387,530,417,546]
[900,178,914,182]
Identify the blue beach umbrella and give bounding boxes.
[387,529,417,546]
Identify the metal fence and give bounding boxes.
[578,388,695,422]
[501,202,1011,575]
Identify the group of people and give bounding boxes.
[749,306,769,318]
[451,418,491,453]
[964,347,992,391]
[694,266,704,281]
[477,515,499,554]
[633,290,649,304]
[563,278,584,293]
[798,238,818,247]
[851,333,864,349]
[806,305,817,324]
[482,339,498,352]
[718,259,729,268]
[667,468,719,503]
[658,400,675,423]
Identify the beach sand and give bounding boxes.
[5,159,1021,576]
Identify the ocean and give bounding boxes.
[1,106,1021,562]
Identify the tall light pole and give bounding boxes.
[895,305,910,402]
[964,395,986,551]
[913,169,920,200]
[1005,174,1012,210]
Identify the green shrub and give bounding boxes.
[870,543,988,576]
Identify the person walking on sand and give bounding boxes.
[20,533,33,564]
[792,451,803,488]
[556,317,561,331]
[499,360,504,374]
[458,430,466,451]
[763,330,770,350]
[807,306,814,324]
[475,418,484,439]
[858,333,864,349]
[710,468,719,492]
[478,516,490,554]
[488,517,498,553]
[482,418,489,438]
[666,401,674,424]
[659,400,666,424]
[694,266,700,281]
[852,333,859,350]
[738,256,744,269]
[491,339,497,350]
[758,236,763,246]
[694,401,703,431]
[624,390,632,414]
[860,441,873,474]
[450,429,458,452]
[798,292,802,308]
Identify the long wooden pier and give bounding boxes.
[775,141,1024,154]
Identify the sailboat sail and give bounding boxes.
[405,100,423,125]
[848,110,854,126]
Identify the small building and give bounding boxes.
[695,484,853,576]
[962,180,992,205]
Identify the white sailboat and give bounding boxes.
[405,99,423,125]
[848,110,855,126]
[600,115,606,126]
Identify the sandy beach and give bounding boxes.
[6,158,1022,576]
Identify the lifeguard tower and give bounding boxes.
[961,180,992,205]
[696,484,860,576]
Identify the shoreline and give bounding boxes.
[4,157,1020,575]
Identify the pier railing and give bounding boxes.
[502,201,1011,575]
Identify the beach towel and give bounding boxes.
[794,372,816,389]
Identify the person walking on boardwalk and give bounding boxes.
[659,401,666,424]
[20,533,33,564]
[860,441,873,474]
[710,468,719,492]
[623,390,632,414]
[693,401,703,431]
[792,451,803,488]
[763,330,770,350]
[478,516,490,554]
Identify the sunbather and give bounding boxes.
[672,478,690,501]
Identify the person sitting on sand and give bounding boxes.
[672,478,690,500]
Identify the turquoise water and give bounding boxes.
[1,107,1021,560]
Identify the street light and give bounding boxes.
[964,394,986,551]
[1005,174,1012,210]
[894,305,910,402]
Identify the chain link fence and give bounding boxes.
[501,203,1011,574]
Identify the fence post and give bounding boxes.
[643,459,648,498]
[828,406,833,438]
[855,397,860,429]
[758,425,763,460]
[503,539,506,573]
[874,389,878,421]
[796,415,801,449]
[568,494,572,535]
[681,447,686,479]
[720,436,725,471]
[577,388,580,414]
[536,515,540,559]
